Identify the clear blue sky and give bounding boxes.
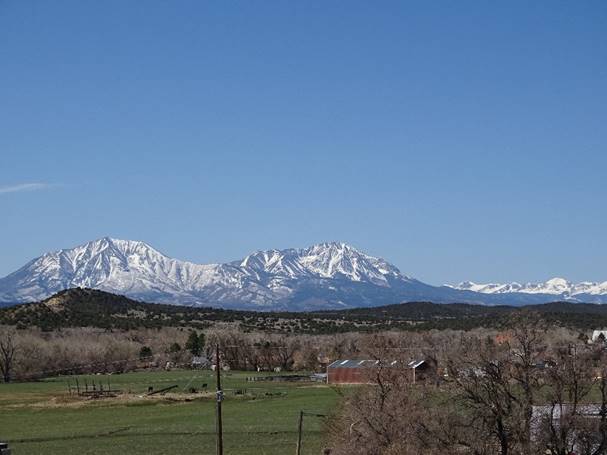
[1,1,606,285]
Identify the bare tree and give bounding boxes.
[448,335,525,455]
[537,346,607,455]
[274,336,300,371]
[0,328,17,383]
[508,313,546,453]
[440,315,548,455]
[593,366,607,455]
[328,361,424,454]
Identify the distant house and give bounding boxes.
[495,331,514,345]
[531,404,606,451]
[407,360,433,383]
[592,330,607,343]
[533,359,556,370]
[327,359,434,384]
[191,356,210,369]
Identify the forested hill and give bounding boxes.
[1,288,607,334]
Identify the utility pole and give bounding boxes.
[215,344,224,455]
[296,410,304,455]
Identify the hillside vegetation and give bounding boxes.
[2,288,607,333]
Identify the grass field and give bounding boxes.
[0,370,342,455]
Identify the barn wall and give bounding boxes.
[328,367,368,384]
[327,366,432,384]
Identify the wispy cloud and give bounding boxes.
[0,183,56,195]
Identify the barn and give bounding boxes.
[592,330,607,343]
[326,360,379,384]
[407,359,432,383]
[327,359,433,384]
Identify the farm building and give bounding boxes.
[531,404,606,451]
[592,330,607,343]
[191,356,210,369]
[327,360,378,384]
[407,359,433,383]
[494,331,514,345]
[327,359,434,384]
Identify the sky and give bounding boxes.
[1,1,606,285]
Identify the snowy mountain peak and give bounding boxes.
[449,277,607,297]
[51,237,162,262]
[239,242,402,284]
[544,277,570,286]
[3,238,607,310]
[80,237,160,254]
[0,239,411,309]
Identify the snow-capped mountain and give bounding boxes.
[2,237,607,310]
[450,277,607,298]
[0,238,432,310]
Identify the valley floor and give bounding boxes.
[0,370,339,455]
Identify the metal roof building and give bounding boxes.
[327,359,431,384]
[327,360,379,384]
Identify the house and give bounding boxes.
[494,331,514,345]
[327,359,434,384]
[191,356,210,369]
[533,359,556,370]
[531,404,606,451]
[592,330,607,343]
[408,360,433,383]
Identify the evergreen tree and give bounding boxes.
[185,331,202,356]
[139,346,152,360]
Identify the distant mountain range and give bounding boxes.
[0,237,606,310]
[449,277,607,298]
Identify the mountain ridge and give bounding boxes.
[449,277,607,297]
[1,237,606,310]
[0,238,425,310]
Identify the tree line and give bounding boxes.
[327,315,607,455]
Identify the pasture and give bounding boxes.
[0,370,341,454]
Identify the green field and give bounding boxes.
[0,370,341,455]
